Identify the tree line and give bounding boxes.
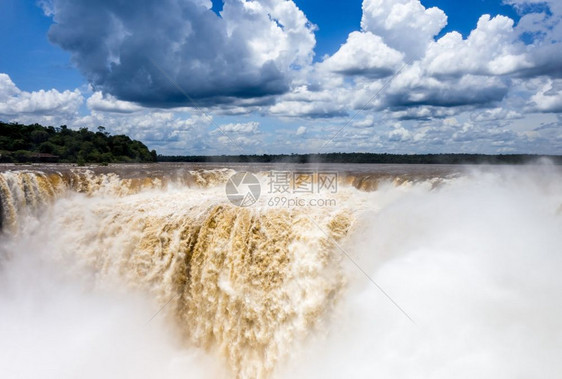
[0,121,157,164]
[159,153,562,165]
[2,120,559,165]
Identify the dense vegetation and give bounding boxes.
[0,121,157,164]
[160,153,562,165]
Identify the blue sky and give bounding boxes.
[0,0,561,155]
[0,0,80,91]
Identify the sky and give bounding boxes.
[0,0,561,155]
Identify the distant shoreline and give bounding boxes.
[158,153,562,165]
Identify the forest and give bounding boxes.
[0,121,157,164]
[159,152,562,165]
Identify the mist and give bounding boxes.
[279,164,562,378]
[0,225,225,379]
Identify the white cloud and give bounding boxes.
[352,115,375,128]
[390,106,458,120]
[384,64,510,108]
[86,91,143,113]
[0,74,20,100]
[506,0,562,17]
[226,0,316,70]
[529,79,562,113]
[217,135,260,148]
[5,0,562,155]
[280,0,562,124]
[322,31,404,77]
[470,107,523,122]
[215,121,260,134]
[45,0,316,107]
[268,84,349,118]
[270,1,524,120]
[423,15,530,77]
[361,0,447,59]
[388,123,412,142]
[0,73,83,120]
[77,110,218,154]
[507,0,562,77]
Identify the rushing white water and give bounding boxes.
[1,164,561,378]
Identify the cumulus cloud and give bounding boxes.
[78,110,220,154]
[423,15,530,77]
[352,115,375,128]
[0,73,83,120]
[277,0,562,123]
[470,107,523,122]
[389,106,458,121]
[37,0,562,125]
[214,121,260,134]
[216,135,260,148]
[511,0,562,78]
[271,0,523,120]
[86,91,143,113]
[322,31,404,77]
[43,0,316,107]
[5,0,562,155]
[361,0,447,59]
[268,84,350,118]
[529,79,562,112]
[387,123,412,142]
[385,65,511,108]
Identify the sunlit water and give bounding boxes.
[1,162,561,378]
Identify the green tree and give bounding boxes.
[0,121,157,163]
[39,141,58,154]
[30,130,49,145]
